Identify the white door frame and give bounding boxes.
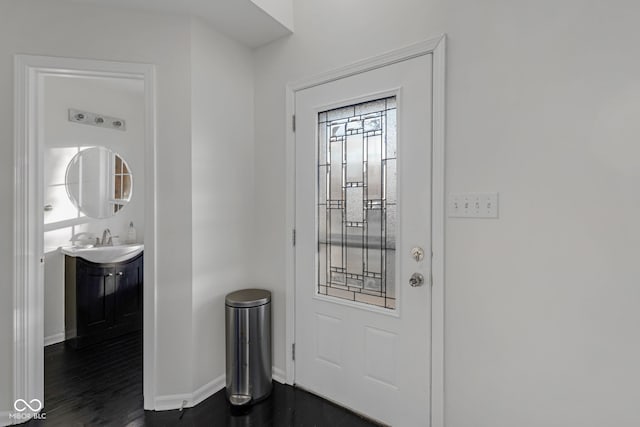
[284,35,446,426]
[13,55,158,421]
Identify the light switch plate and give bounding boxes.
[448,192,499,218]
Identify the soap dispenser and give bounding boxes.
[127,221,137,244]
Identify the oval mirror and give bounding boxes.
[65,146,133,219]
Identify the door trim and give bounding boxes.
[13,55,158,420]
[284,35,446,427]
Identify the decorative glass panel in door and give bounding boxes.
[317,97,397,309]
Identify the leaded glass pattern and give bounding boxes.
[317,97,397,310]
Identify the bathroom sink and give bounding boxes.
[61,243,144,264]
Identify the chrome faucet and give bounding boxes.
[101,228,113,246]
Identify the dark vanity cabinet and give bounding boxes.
[65,253,143,348]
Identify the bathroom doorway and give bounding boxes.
[43,75,145,348]
[13,55,158,419]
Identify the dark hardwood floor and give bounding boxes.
[25,332,380,426]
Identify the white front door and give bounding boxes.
[294,53,433,426]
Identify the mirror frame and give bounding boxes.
[65,146,134,219]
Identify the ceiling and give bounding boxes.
[71,0,293,48]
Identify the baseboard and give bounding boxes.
[154,375,225,411]
[154,367,286,411]
[154,393,192,412]
[44,333,65,347]
[190,374,225,407]
[272,367,286,384]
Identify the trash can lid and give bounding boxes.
[225,289,271,308]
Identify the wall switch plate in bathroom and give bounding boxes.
[448,192,498,218]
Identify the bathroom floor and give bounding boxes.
[25,332,380,426]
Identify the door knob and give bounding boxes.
[409,272,424,287]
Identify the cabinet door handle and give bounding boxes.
[117,272,124,276]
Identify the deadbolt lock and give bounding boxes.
[411,246,425,262]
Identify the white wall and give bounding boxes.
[1,0,259,417]
[190,18,255,396]
[0,0,194,412]
[42,75,145,343]
[253,0,640,426]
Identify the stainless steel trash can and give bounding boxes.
[225,289,272,406]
